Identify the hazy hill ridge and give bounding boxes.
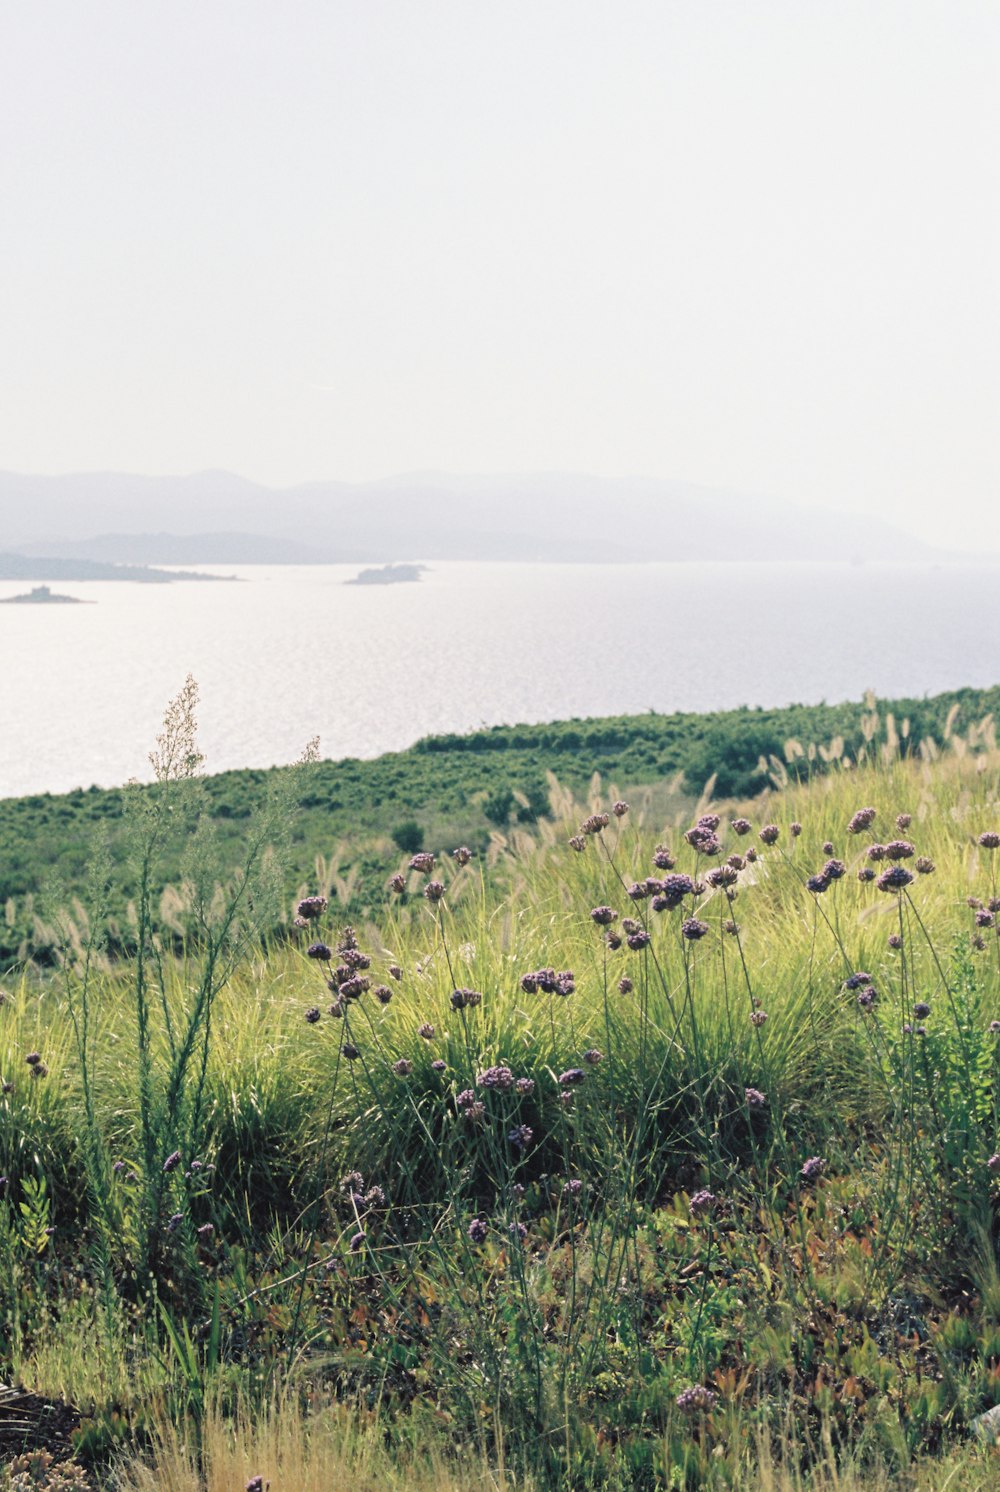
[0,468,953,564]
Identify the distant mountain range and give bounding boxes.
[0,468,965,565]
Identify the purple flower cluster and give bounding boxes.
[590,906,618,926]
[744,1087,766,1108]
[581,813,610,835]
[653,844,676,870]
[689,1189,716,1215]
[758,824,779,845]
[731,817,752,836]
[884,840,915,861]
[409,852,435,874]
[507,1125,533,1152]
[476,1065,515,1090]
[847,806,877,834]
[876,866,914,892]
[520,968,574,996]
[296,894,328,920]
[681,918,709,941]
[450,987,484,1009]
[676,1385,718,1413]
[979,832,1000,850]
[800,1155,826,1182]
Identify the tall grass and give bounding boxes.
[3,690,1000,1487]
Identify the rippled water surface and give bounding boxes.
[3,561,999,798]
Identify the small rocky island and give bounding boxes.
[0,584,91,605]
[346,562,427,586]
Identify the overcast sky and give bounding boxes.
[2,1,997,548]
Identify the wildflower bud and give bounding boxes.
[612,800,629,818]
[617,976,633,994]
[372,985,392,1005]
[979,832,1000,850]
[876,867,913,892]
[163,1150,181,1173]
[409,852,435,874]
[750,1010,768,1027]
[913,1002,930,1018]
[789,822,802,837]
[417,1022,435,1040]
[689,1189,716,1215]
[306,942,332,961]
[653,845,676,869]
[681,918,709,940]
[731,818,752,836]
[568,835,586,852]
[468,1217,488,1244]
[583,1048,603,1065]
[388,873,406,894]
[800,1156,826,1181]
[888,933,903,949]
[915,857,935,874]
[392,1058,412,1076]
[431,1058,447,1071]
[296,895,328,921]
[423,879,445,902]
[744,1087,766,1108]
[896,813,911,830]
[758,825,779,845]
[342,1043,360,1060]
[304,1006,322,1024]
[451,846,472,865]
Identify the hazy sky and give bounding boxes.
[2,1,998,548]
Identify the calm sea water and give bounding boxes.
[2,561,998,800]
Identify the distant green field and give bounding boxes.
[2,682,998,970]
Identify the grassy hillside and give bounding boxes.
[2,694,1000,1487]
[2,682,999,972]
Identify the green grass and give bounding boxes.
[4,690,1000,1488]
[3,681,1000,971]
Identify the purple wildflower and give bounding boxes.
[508,1220,528,1241]
[590,906,618,926]
[800,1155,826,1182]
[583,1048,603,1065]
[613,800,629,818]
[559,1068,586,1086]
[409,852,435,874]
[876,866,914,892]
[913,1002,931,1018]
[196,1222,214,1240]
[507,1125,533,1152]
[689,1189,716,1215]
[452,845,472,865]
[468,1216,488,1244]
[515,1076,535,1095]
[681,917,709,940]
[979,832,1000,850]
[163,1150,181,1174]
[653,844,676,869]
[750,1010,768,1027]
[349,1231,365,1253]
[568,835,586,852]
[417,1022,435,1040]
[562,1179,583,1198]
[304,1006,321,1024]
[731,817,752,836]
[676,1385,717,1413]
[306,941,332,961]
[806,873,830,895]
[423,879,445,902]
[759,824,779,845]
[847,807,877,834]
[617,976,633,994]
[431,1058,447,1071]
[477,1065,515,1091]
[342,1043,360,1060]
[857,866,876,883]
[165,1211,184,1234]
[745,1087,766,1108]
[915,856,935,874]
[888,933,903,949]
[884,840,915,861]
[392,1059,412,1076]
[372,985,392,1005]
[789,821,802,837]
